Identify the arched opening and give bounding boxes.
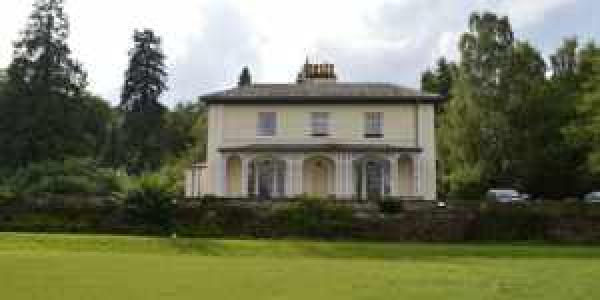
[303,156,335,198]
[354,156,390,200]
[247,156,286,199]
[226,156,242,197]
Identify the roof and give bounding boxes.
[219,143,423,153]
[202,83,443,104]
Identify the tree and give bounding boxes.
[0,0,106,170]
[421,57,457,98]
[0,69,7,88]
[159,99,208,191]
[436,13,595,199]
[438,12,516,199]
[501,41,565,197]
[421,57,457,198]
[238,66,252,87]
[119,28,168,174]
[551,38,578,79]
[163,101,207,161]
[82,95,115,161]
[564,42,600,181]
[6,0,86,98]
[536,38,593,197]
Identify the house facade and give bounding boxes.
[186,62,442,201]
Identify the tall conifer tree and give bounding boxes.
[238,66,252,87]
[0,0,99,169]
[119,28,168,174]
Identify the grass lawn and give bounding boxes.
[0,233,599,299]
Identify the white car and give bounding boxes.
[486,189,529,203]
[583,192,600,204]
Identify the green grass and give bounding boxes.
[0,233,599,299]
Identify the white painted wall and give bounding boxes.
[197,102,437,200]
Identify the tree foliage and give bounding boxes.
[564,43,600,177]
[2,158,129,197]
[435,11,600,200]
[238,66,252,87]
[119,29,168,174]
[3,4,600,202]
[0,0,109,170]
[124,173,177,232]
[438,12,516,199]
[7,0,87,98]
[421,57,457,98]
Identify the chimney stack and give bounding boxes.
[296,59,337,83]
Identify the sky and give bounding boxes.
[0,0,598,106]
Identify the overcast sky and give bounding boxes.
[0,0,598,106]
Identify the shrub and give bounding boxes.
[124,173,177,233]
[377,197,405,214]
[0,185,16,205]
[469,203,549,241]
[273,197,355,238]
[4,158,129,197]
[201,194,222,204]
[444,164,486,201]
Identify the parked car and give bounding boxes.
[486,188,529,203]
[583,191,600,204]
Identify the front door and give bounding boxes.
[366,161,383,199]
[363,159,390,199]
[257,160,275,198]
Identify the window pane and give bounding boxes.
[258,112,276,136]
[311,112,330,136]
[365,112,383,136]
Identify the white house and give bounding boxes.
[186,62,443,201]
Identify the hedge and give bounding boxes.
[1,196,600,243]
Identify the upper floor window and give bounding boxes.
[258,112,276,136]
[310,112,330,136]
[364,112,383,138]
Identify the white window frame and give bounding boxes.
[364,112,383,138]
[257,112,277,137]
[310,112,330,136]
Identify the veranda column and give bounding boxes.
[413,154,421,195]
[240,155,250,198]
[361,159,367,200]
[216,154,227,197]
[344,153,355,199]
[341,153,353,199]
[389,155,399,197]
[334,153,343,198]
[285,157,294,198]
[294,156,304,196]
